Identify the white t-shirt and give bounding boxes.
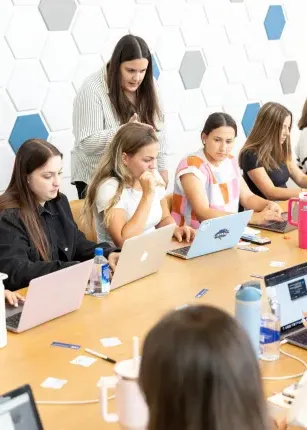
[94,174,166,244]
[296,128,307,174]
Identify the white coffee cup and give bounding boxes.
[100,357,148,430]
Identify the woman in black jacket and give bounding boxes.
[0,139,120,291]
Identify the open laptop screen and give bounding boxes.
[265,263,307,334]
[0,385,43,430]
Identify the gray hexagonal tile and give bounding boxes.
[0,37,15,87]
[40,33,79,82]
[280,61,300,94]
[179,51,206,90]
[7,60,48,111]
[42,83,76,131]
[5,6,47,59]
[39,0,77,31]
[71,6,108,54]
[0,90,17,140]
[101,0,134,28]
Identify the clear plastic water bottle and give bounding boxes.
[259,300,280,361]
[89,248,110,297]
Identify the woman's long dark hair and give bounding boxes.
[298,99,307,130]
[107,34,162,129]
[139,305,269,430]
[0,139,62,261]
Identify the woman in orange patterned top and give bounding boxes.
[171,112,283,229]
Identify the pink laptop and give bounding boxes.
[5,259,93,333]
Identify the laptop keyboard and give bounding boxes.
[6,312,22,328]
[264,220,287,232]
[287,328,307,345]
[173,246,191,256]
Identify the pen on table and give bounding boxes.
[85,348,116,364]
[250,274,265,279]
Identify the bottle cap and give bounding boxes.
[236,281,262,301]
[95,247,104,256]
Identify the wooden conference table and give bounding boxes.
[1,226,307,429]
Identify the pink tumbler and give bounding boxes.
[288,192,307,249]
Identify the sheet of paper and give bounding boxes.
[100,337,122,348]
[270,261,286,267]
[70,355,97,367]
[244,227,260,235]
[40,377,67,389]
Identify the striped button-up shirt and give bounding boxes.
[71,66,168,185]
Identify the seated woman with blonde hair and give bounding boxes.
[84,123,194,247]
[239,102,307,200]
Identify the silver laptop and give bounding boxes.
[249,211,297,233]
[265,262,307,350]
[167,211,253,259]
[6,259,93,333]
[110,224,175,290]
[0,384,43,429]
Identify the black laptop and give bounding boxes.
[0,384,43,429]
[265,262,307,350]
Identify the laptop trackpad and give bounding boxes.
[5,302,24,318]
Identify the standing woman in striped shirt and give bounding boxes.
[71,34,168,199]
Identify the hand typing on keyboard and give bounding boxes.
[5,290,25,307]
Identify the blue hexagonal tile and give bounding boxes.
[264,5,286,40]
[242,103,261,137]
[152,54,160,80]
[9,114,49,153]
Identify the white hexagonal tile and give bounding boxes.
[223,45,248,84]
[40,33,79,82]
[156,0,186,26]
[5,6,47,59]
[156,28,185,71]
[181,130,203,156]
[180,4,208,47]
[260,79,283,103]
[245,0,270,21]
[101,29,128,63]
[42,83,76,131]
[0,141,15,191]
[129,5,162,51]
[179,89,207,132]
[201,25,230,66]
[201,66,228,106]
[77,0,104,4]
[0,90,17,140]
[203,0,232,24]
[0,37,15,88]
[101,0,134,28]
[225,19,267,46]
[49,130,74,177]
[7,60,48,111]
[164,113,184,155]
[222,84,247,123]
[281,21,306,59]
[12,0,40,4]
[0,0,13,33]
[158,71,185,113]
[243,62,267,100]
[283,0,307,23]
[71,6,108,54]
[73,54,103,91]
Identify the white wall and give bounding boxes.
[0,0,306,199]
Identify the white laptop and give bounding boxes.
[5,259,93,333]
[167,211,253,259]
[265,262,307,350]
[110,224,175,291]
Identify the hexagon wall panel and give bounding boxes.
[0,142,15,191]
[129,5,162,50]
[179,51,206,90]
[242,103,261,137]
[40,33,79,82]
[201,66,228,106]
[49,130,74,177]
[0,90,16,140]
[156,28,185,71]
[9,114,49,153]
[158,71,185,113]
[264,5,286,40]
[7,60,48,111]
[42,84,76,131]
[71,6,108,54]
[0,0,14,33]
[39,0,77,31]
[0,37,15,87]
[156,0,186,26]
[100,29,127,63]
[73,54,103,91]
[180,4,208,47]
[179,89,206,131]
[101,0,135,28]
[280,61,300,94]
[5,6,47,59]
[152,54,160,80]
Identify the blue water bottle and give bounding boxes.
[235,281,262,356]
